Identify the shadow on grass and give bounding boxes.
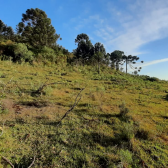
[161,116,168,119]
[73,87,83,90]
[83,131,130,148]
[77,103,91,107]
[89,132,114,147]
[17,88,42,97]
[98,114,119,118]
[1,156,36,168]
[13,156,36,168]
[74,108,88,114]
[19,100,49,108]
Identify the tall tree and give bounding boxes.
[93,42,106,74]
[16,8,59,47]
[0,20,5,35]
[103,53,110,66]
[74,33,94,64]
[110,50,124,70]
[4,26,14,40]
[122,55,142,74]
[0,20,14,40]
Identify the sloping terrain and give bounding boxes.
[0,61,168,168]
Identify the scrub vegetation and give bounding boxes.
[0,8,168,168]
[0,61,168,168]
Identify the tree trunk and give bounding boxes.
[98,61,100,74]
[126,58,128,74]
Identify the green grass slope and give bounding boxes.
[0,60,168,168]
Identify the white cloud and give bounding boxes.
[72,14,105,31]
[125,57,168,74]
[94,0,168,55]
[141,58,168,67]
[64,0,168,58]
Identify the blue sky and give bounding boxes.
[1,0,168,80]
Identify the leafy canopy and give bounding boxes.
[0,20,14,40]
[74,33,94,63]
[93,42,106,62]
[109,50,124,70]
[16,8,60,48]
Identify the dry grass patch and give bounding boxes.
[0,62,168,167]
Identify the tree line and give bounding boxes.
[0,8,143,73]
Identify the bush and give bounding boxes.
[37,46,57,62]
[149,77,159,82]
[0,40,15,60]
[119,102,130,121]
[121,122,135,141]
[119,149,133,167]
[140,75,159,82]
[14,43,34,63]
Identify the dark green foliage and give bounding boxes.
[51,44,69,56]
[74,33,94,64]
[94,42,105,53]
[92,42,106,74]
[0,8,70,64]
[0,40,15,60]
[16,8,60,47]
[14,43,33,63]
[119,149,133,165]
[0,20,14,40]
[109,50,124,70]
[93,42,106,58]
[13,155,35,168]
[103,53,110,66]
[122,55,140,73]
[37,46,57,62]
[0,20,4,34]
[148,77,159,82]
[141,75,160,82]
[0,42,33,63]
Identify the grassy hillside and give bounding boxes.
[0,60,168,168]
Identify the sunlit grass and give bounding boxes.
[0,60,168,167]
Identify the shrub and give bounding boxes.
[119,102,130,121]
[140,75,159,82]
[38,46,57,62]
[119,149,133,167]
[0,41,34,63]
[0,40,15,60]
[14,43,34,63]
[121,122,135,141]
[149,77,159,82]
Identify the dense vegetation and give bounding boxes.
[0,8,143,74]
[0,8,168,168]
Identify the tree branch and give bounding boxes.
[57,88,85,126]
[35,82,62,94]
[28,156,36,168]
[1,155,36,168]
[1,156,14,168]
